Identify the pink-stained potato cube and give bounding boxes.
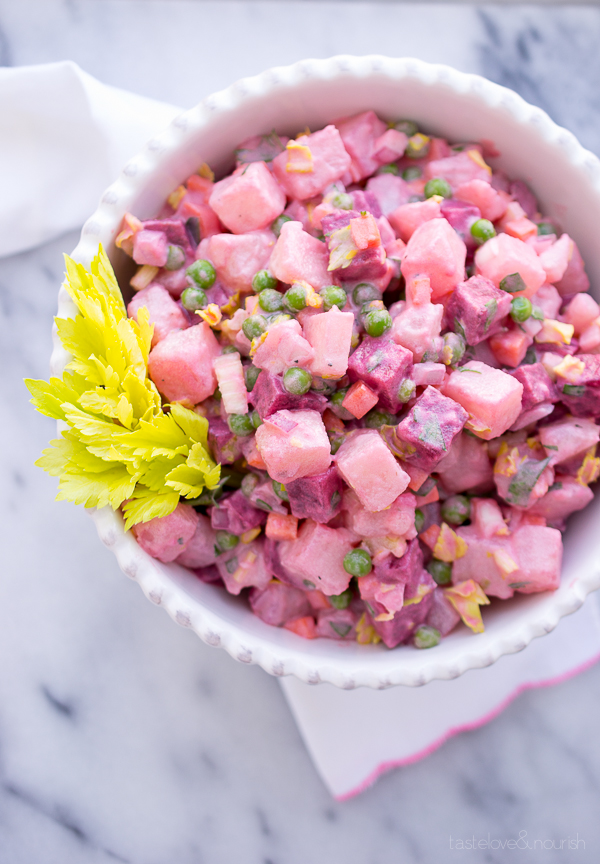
[401,218,467,301]
[148,321,221,405]
[269,221,332,289]
[342,488,417,539]
[528,475,594,527]
[475,233,546,298]
[303,306,354,379]
[207,229,276,293]
[335,429,410,511]
[366,173,412,217]
[444,360,524,440]
[391,302,444,361]
[554,238,590,296]
[537,233,571,284]
[175,513,218,569]
[279,519,356,595]
[272,125,351,200]
[255,409,332,483]
[132,229,168,267]
[424,149,492,189]
[538,415,600,466]
[209,161,286,234]
[388,199,441,243]
[510,524,562,593]
[455,178,508,222]
[249,581,311,627]
[217,540,271,595]
[127,284,189,346]
[252,319,315,376]
[335,110,388,181]
[435,432,493,494]
[133,502,199,563]
[563,293,600,335]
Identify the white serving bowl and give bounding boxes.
[52,56,600,689]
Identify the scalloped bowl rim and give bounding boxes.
[50,55,600,689]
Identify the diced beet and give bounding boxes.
[426,588,461,636]
[132,502,199,563]
[249,369,327,419]
[286,465,344,523]
[350,189,382,218]
[370,588,435,648]
[316,608,359,640]
[249,581,311,626]
[439,198,481,246]
[392,386,468,471]
[446,275,512,345]
[335,429,410,512]
[208,417,243,465]
[511,362,558,411]
[373,538,423,584]
[263,538,295,582]
[175,513,217,569]
[347,335,413,412]
[209,489,266,535]
[143,218,194,258]
[554,354,600,417]
[278,519,355,595]
[193,565,222,584]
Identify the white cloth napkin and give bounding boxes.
[6,61,600,799]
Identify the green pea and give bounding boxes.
[241,473,259,497]
[222,345,239,355]
[329,589,352,610]
[427,559,453,586]
[228,413,254,437]
[394,120,419,137]
[271,214,292,237]
[181,286,207,312]
[215,530,239,552]
[186,259,216,290]
[470,219,496,243]
[442,332,466,366]
[283,367,312,395]
[537,222,556,236]
[440,494,471,526]
[364,309,392,338]
[272,480,289,502]
[258,289,284,312]
[402,166,422,181]
[364,409,394,429]
[405,133,430,160]
[252,269,277,293]
[244,365,260,392]
[413,625,441,649]
[331,192,354,210]
[283,283,307,311]
[510,296,533,323]
[414,508,425,534]
[251,410,262,429]
[500,272,527,294]
[242,314,268,341]
[343,548,373,577]
[376,164,400,176]
[424,177,452,199]
[330,389,348,408]
[320,285,347,310]
[398,379,416,403]
[352,282,380,306]
[165,245,186,270]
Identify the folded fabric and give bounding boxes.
[0,61,180,257]
[4,61,598,799]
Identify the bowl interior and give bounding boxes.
[74,59,600,687]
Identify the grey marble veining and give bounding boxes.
[2,3,600,863]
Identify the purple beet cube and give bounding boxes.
[555,354,600,417]
[286,465,344,523]
[373,538,423,586]
[350,189,382,218]
[440,198,481,246]
[446,275,512,345]
[209,489,266,535]
[263,538,296,584]
[425,587,461,636]
[347,336,413,411]
[509,179,537,219]
[370,586,435,648]
[143,218,194,258]
[393,386,468,471]
[249,370,327,419]
[321,209,360,236]
[208,417,243,465]
[249,582,311,626]
[511,362,559,412]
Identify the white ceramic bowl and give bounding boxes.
[52,56,600,689]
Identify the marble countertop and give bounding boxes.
[2,2,600,862]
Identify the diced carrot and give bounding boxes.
[186,173,213,200]
[322,408,345,432]
[265,512,299,541]
[342,380,379,419]
[489,328,531,367]
[406,274,432,306]
[399,461,429,492]
[305,589,331,611]
[350,212,381,250]
[417,485,440,506]
[504,218,538,242]
[284,616,318,639]
[419,523,441,551]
